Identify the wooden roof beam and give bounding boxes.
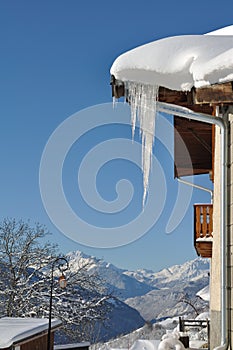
[111,75,233,111]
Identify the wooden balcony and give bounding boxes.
[194,204,213,258]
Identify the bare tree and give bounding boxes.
[0,218,57,317]
[0,218,111,342]
[178,293,202,317]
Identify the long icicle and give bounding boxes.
[125,81,159,206]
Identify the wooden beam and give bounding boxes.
[194,82,233,104]
[111,75,233,112]
[158,86,214,114]
[159,83,233,107]
[158,86,193,105]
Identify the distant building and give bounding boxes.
[54,342,90,350]
[0,317,61,350]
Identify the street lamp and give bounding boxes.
[47,257,69,350]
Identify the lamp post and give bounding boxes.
[47,257,69,350]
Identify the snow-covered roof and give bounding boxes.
[110,25,233,91]
[0,317,61,348]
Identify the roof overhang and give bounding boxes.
[111,76,217,178]
[174,117,213,177]
[110,27,233,178]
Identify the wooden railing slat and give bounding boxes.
[194,204,213,258]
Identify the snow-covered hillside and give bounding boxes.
[94,312,209,350]
[124,259,209,320]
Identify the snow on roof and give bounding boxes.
[110,25,233,91]
[0,317,61,348]
[206,25,233,36]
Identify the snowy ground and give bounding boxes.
[93,312,209,350]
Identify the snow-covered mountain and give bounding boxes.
[67,251,154,299]
[67,252,209,292]
[66,251,209,326]
[124,259,209,320]
[124,259,209,289]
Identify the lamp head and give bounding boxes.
[58,274,67,289]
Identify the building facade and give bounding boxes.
[110,27,233,349]
[210,107,233,349]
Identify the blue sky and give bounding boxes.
[0,0,231,271]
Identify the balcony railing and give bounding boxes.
[194,204,213,258]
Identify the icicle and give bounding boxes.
[125,81,159,206]
[112,96,117,109]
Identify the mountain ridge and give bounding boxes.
[66,251,209,333]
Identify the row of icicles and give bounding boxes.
[123,81,159,207]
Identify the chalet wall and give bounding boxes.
[210,123,221,350]
[15,332,54,350]
[210,108,233,350]
[228,112,233,349]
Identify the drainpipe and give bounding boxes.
[177,177,213,203]
[156,101,228,350]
